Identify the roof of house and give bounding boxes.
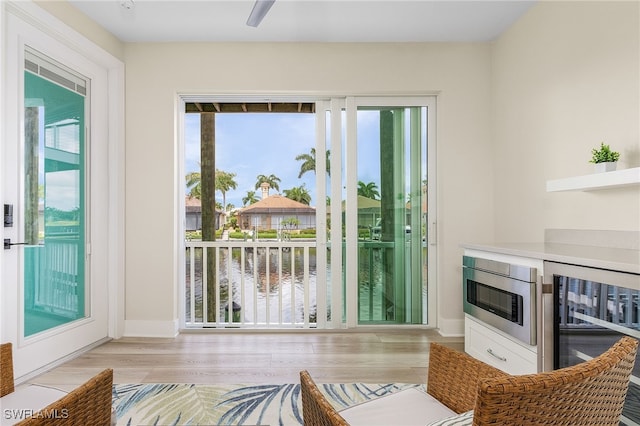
[342,195,381,212]
[185,196,224,214]
[239,195,315,214]
[185,195,200,206]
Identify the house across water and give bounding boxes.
[237,194,315,231]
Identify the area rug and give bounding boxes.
[112,382,423,425]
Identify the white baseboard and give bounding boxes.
[437,317,465,337]
[124,319,179,338]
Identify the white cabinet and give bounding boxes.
[465,315,537,375]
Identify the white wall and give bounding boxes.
[33,0,124,61]
[123,42,494,336]
[24,0,639,338]
[491,1,640,242]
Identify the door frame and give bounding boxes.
[1,1,125,381]
[175,95,437,330]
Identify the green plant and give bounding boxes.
[590,142,620,164]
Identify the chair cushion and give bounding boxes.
[338,387,457,426]
[426,410,474,426]
[0,384,68,425]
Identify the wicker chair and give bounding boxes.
[472,335,638,426]
[299,342,506,426]
[1,342,16,397]
[426,341,508,414]
[300,336,638,426]
[300,370,349,426]
[16,368,114,426]
[0,342,114,426]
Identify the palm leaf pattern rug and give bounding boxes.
[112,382,422,425]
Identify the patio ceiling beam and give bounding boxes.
[185,102,315,114]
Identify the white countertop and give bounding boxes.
[461,241,640,275]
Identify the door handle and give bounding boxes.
[486,348,507,362]
[4,239,27,250]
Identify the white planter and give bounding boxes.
[594,162,617,173]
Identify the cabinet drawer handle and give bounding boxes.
[486,348,507,362]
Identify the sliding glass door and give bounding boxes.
[343,98,435,326]
[177,96,436,330]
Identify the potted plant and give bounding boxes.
[590,142,620,173]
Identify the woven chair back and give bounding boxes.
[16,368,113,426]
[1,342,15,397]
[473,336,638,426]
[300,370,348,426]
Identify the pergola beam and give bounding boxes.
[185,102,315,114]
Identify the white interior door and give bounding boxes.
[2,8,113,381]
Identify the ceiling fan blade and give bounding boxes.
[246,0,275,27]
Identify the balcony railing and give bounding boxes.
[25,240,81,318]
[185,240,318,328]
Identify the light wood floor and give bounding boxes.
[27,330,463,390]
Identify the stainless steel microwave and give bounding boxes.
[463,256,537,345]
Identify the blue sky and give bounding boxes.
[184,110,415,209]
[185,113,319,208]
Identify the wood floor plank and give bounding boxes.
[141,368,294,384]
[302,367,430,384]
[26,330,464,387]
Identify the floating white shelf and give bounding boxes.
[546,167,640,192]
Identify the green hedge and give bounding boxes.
[187,229,318,240]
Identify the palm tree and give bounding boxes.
[255,174,281,192]
[190,169,237,210]
[185,171,202,198]
[283,184,312,205]
[216,169,237,212]
[242,191,258,206]
[295,148,330,178]
[357,181,380,200]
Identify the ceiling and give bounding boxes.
[67,0,536,43]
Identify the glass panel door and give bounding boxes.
[23,48,88,336]
[347,98,435,326]
[4,10,112,379]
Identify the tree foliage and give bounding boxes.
[216,169,237,212]
[283,184,311,205]
[357,181,380,200]
[295,148,330,178]
[185,170,237,211]
[242,190,258,206]
[186,171,202,198]
[255,174,281,192]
